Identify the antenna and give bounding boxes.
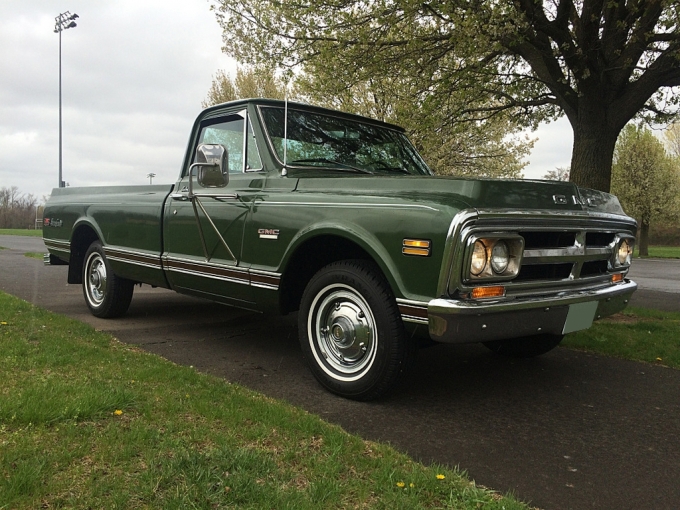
[282,84,289,177]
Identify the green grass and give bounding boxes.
[0,229,42,237]
[563,307,680,369]
[23,252,44,260]
[636,246,680,259]
[0,291,527,510]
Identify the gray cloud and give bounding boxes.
[0,0,234,199]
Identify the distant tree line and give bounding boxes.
[611,124,680,255]
[542,124,680,255]
[0,187,40,229]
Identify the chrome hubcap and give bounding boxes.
[86,254,107,305]
[309,285,377,379]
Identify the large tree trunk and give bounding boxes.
[638,220,650,257]
[568,108,619,193]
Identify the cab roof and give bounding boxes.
[200,98,407,133]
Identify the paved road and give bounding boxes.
[627,257,680,312]
[1,235,679,510]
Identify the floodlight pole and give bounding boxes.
[55,11,78,188]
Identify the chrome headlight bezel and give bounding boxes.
[612,235,634,269]
[464,234,524,282]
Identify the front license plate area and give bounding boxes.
[562,301,598,334]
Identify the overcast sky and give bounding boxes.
[0,0,573,202]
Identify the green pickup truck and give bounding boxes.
[44,98,637,400]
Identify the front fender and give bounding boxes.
[281,220,405,297]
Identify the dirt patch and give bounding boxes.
[601,313,640,324]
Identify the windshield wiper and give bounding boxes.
[290,158,373,174]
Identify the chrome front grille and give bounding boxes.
[443,210,637,299]
[517,229,621,282]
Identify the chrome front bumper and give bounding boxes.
[428,280,637,343]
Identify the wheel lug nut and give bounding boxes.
[358,311,365,318]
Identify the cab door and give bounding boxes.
[163,109,265,308]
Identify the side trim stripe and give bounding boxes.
[163,256,281,290]
[396,298,429,324]
[105,247,163,270]
[44,239,71,253]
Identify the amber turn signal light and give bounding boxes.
[471,286,505,299]
[403,239,431,257]
[611,273,623,283]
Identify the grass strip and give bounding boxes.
[0,291,527,510]
[636,246,680,259]
[563,307,680,369]
[23,252,44,260]
[0,229,43,237]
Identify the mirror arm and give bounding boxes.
[191,197,211,261]
[191,195,237,262]
[184,163,238,263]
[187,162,213,199]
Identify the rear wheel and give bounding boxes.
[299,260,415,400]
[483,333,564,358]
[82,241,134,318]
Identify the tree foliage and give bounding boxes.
[543,166,571,181]
[666,122,680,158]
[202,66,286,108]
[611,125,680,255]
[0,187,38,229]
[212,0,680,191]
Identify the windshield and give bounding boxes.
[260,106,432,176]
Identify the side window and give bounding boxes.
[195,115,263,174]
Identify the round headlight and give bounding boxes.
[471,240,487,276]
[490,241,509,274]
[617,239,631,265]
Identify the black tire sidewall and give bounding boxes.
[299,260,410,400]
[82,241,133,318]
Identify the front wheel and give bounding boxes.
[82,241,134,318]
[483,333,564,358]
[299,260,415,401]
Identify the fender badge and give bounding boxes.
[44,218,63,227]
[258,228,280,240]
[553,194,568,205]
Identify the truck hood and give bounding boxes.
[293,175,627,216]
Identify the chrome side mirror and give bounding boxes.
[189,144,229,195]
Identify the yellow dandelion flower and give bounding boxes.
[0,321,7,325]
[396,481,405,488]
[436,474,446,480]
[409,483,415,488]
[114,410,123,416]
[656,357,662,361]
